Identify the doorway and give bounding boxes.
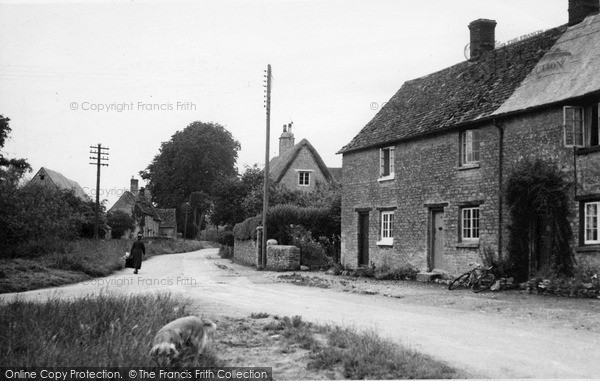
[358,212,369,267]
[429,209,445,271]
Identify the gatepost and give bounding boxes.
[256,226,263,269]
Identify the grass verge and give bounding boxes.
[0,239,213,294]
[219,313,461,380]
[0,293,222,367]
[0,295,461,379]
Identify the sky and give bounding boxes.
[0,0,568,207]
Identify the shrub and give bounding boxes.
[107,210,135,239]
[374,264,418,281]
[289,225,332,270]
[218,245,233,259]
[217,230,234,247]
[232,215,261,241]
[505,159,574,281]
[199,226,219,242]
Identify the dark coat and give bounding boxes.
[130,240,146,270]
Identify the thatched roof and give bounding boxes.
[269,138,333,182]
[29,167,88,200]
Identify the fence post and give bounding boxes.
[256,226,263,269]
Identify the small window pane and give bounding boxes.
[462,130,480,164]
[564,107,584,147]
[585,202,599,244]
[381,211,394,240]
[380,147,394,178]
[298,172,310,186]
[462,207,480,240]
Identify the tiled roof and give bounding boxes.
[339,25,567,154]
[269,138,333,182]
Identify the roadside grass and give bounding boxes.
[0,239,212,294]
[0,295,460,379]
[219,313,461,380]
[0,293,222,367]
[309,325,458,379]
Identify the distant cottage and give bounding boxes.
[28,167,88,201]
[269,123,341,191]
[109,177,176,238]
[339,0,600,280]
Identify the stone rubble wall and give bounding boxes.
[234,239,257,267]
[234,239,300,271]
[265,245,301,271]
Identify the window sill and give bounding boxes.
[456,241,479,249]
[378,176,395,183]
[456,163,480,171]
[377,239,394,247]
[576,146,600,155]
[575,245,600,253]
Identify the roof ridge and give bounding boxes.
[339,23,567,154]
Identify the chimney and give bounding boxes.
[279,122,295,156]
[468,19,497,60]
[569,0,600,25]
[130,177,139,196]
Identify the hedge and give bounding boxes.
[232,205,336,243]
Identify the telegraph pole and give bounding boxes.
[262,64,272,269]
[89,144,109,240]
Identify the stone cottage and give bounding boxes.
[269,123,341,191]
[339,0,600,279]
[108,177,162,237]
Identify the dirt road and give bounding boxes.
[2,248,599,379]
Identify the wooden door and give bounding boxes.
[358,213,369,267]
[431,210,445,270]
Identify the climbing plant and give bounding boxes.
[505,159,574,281]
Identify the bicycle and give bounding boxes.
[448,262,496,293]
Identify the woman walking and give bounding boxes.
[130,233,146,274]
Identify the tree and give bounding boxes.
[210,164,261,227]
[140,121,240,208]
[190,191,211,237]
[107,210,135,239]
[0,115,31,184]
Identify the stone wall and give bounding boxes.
[234,239,257,267]
[266,245,301,271]
[341,104,600,276]
[234,240,302,271]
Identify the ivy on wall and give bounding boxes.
[505,159,574,281]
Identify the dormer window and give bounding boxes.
[564,104,599,147]
[379,146,395,181]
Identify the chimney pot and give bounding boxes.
[468,19,497,60]
[569,0,600,25]
[130,178,139,196]
[278,122,295,156]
